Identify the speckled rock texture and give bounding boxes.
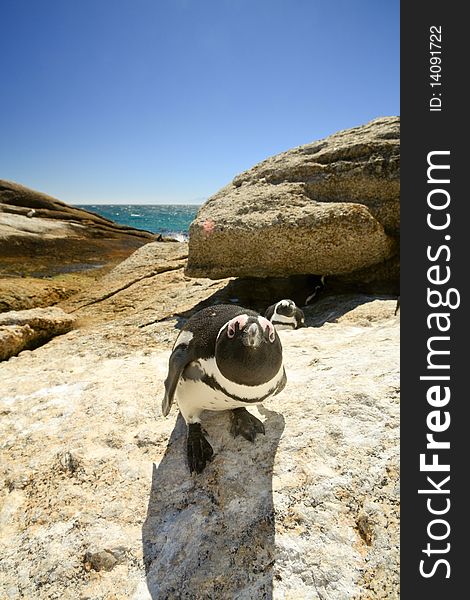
[0,307,76,361]
[186,117,399,282]
[0,252,399,600]
[59,241,228,326]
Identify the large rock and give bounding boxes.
[0,180,156,276]
[0,307,76,361]
[186,117,399,281]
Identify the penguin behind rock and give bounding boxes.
[264,299,305,330]
[162,304,287,473]
[305,275,325,305]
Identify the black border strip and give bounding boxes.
[401,2,466,596]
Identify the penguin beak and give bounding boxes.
[242,323,263,348]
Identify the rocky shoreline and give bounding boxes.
[0,118,400,599]
[0,180,158,277]
[0,180,188,314]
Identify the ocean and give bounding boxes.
[75,204,200,240]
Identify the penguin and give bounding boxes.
[305,275,325,305]
[162,304,287,473]
[264,299,305,330]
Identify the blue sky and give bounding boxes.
[0,0,399,204]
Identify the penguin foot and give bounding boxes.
[187,423,214,474]
[230,408,265,442]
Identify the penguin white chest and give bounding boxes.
[271,313,296,329]
[271,322,294,330]
[175,357,283,424]
[176,377,251,414]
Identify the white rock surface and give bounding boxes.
[0,299,399,599]
[0,307,77,361]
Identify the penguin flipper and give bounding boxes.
[294,307,305,328]
[162,345,194,417]
[264,304,275,321]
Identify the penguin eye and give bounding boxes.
[225,315,249,339]
[258,316,276,343]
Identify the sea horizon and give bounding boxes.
[71,202,203,206]
[75,203,200,239]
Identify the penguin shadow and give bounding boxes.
[171,275,326,328]
[142,406,285,599]
[173,288,397,333]
[303,292,398,327]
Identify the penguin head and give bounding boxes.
[215,314,282,385]
[271,299,305,329]
[276,299,296,317]
[221,314,275,349]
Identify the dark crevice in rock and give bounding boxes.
[356,514,374,546]
[0,308,77,361]
[166,273,398,332]
[138,314,177,328]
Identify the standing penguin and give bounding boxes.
[264,299,305,330]
[162,304,286,473]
